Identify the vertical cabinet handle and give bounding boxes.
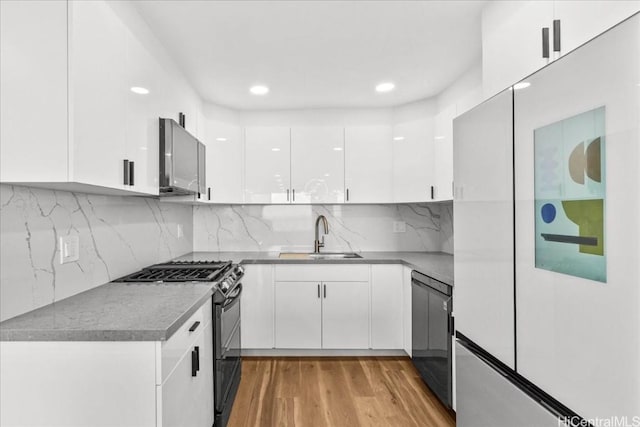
[179,112,186,128]
[194,346,200,372]
[430,185,435,200]
[553,19,561,53]
[123,159,130,185]
[191,347,198,377]
[346,188,350,202]
[287,189,290,202]
[208,187,211,201]
[323,284,326,299]
[292,189,295,202]
[542,27,550,59]
[129,161,134,186]
[317,284,320,298]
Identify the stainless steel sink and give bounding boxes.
[278,252,362,260]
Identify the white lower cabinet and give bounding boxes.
[0,300,214,427]
[240,265,275,349]
[267,264,405,351]
[370,264,403,349]
[275,281,323,348]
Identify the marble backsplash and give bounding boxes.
[0,185,193,321]
[193,202,453,253]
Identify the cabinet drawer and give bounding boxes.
[274,265,369,282]
[161,299,212,383]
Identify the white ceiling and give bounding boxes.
[133,1,485,110]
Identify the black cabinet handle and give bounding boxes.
[179,112,185,128]
[292,189,295,202]
[317,284,320,298]
[430,185,435,200]
[194,346,200,372]
[346,188,350,202]
[553,19,561,53]
[191,348,198,377]
[542,27,550,59]
[208,187,211,201]
[188,321,200,332]
[323,284,326,299]
[123,159,130,185]
[129,161,134,186]
[286,189,290,202]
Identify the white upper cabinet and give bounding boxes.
[1,0,204,196]
[482,0,639,98]
[433,105,455,201]
[392,118,434,203]
[69,0,129,191]
[244,126,291,204]
[199,119,244,203]
[553,1,640,54]
[0,0,68,183]
[344,126,393,203]
[291,127,345,204]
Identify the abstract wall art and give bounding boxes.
[534,106,606,283]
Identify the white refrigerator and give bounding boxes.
[454,13,639,426]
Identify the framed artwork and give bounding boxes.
[534,106,606,283]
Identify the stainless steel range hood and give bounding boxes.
[159,118,206,196]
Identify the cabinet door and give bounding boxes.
[69,0,128,190]
[481,1,554,98]
[241,265,274,349]
[392,118,434,202]
[161,324,214,427]
[402,267,412,356]
[201,120,244,203]
[433,105,456,201]
[344,126,393,203]
[124,28,161,196]
[274,282,321,348]
[291,127,344,203]
[322,281,369,349]
[554,1,640,56]
[371,265,403,349]
[0,0,68,183]
[244,127,291,203]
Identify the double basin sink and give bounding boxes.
[278,252,362,260]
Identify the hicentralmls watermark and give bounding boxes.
[558,416,640,427]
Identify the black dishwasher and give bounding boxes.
[411,270,453,409]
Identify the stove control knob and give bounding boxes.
[236,265,244,275]
[221,280,230,291]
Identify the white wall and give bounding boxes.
[0,184,193,321]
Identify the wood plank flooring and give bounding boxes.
[228,357,455,427]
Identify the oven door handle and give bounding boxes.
[223,283,243,310]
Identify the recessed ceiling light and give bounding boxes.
[393,136,405,141]
[434,136,445,140]
[324,173,330,177]
[216,137,227,142]
[130,86,149,95]
[271,147,281,152]
[333,147,343,151]
[375,82,395,93]
[513,82,531,90]
[250,85,269,95]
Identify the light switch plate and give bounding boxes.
[59,235,79,264]
[393,221,406,233]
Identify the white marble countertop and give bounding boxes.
[0,282,213,341]
[176,251,454,285]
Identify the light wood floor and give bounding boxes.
[227,357,455,427]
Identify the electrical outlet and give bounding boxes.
[393,221,406,233]
[59,235,79,264]
[177,224,184,238]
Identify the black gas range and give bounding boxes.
[115,260,244,427]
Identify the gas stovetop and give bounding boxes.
[115,260,233,283]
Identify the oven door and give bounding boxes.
[215,283,242,420]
